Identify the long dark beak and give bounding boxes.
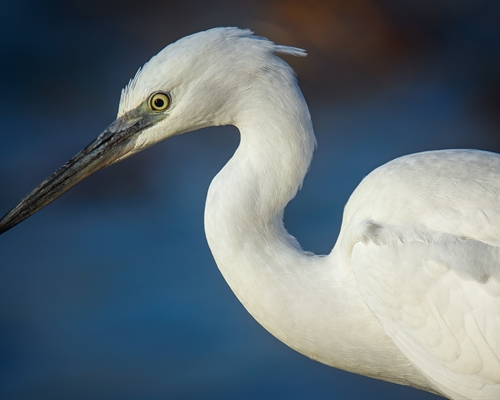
[0,108,166,234]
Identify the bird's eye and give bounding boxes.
[149,92,170,111]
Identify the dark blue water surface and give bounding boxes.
[1,2,499,399]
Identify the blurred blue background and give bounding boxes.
[1,1,499,398]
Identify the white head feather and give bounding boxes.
[118,28,306,138]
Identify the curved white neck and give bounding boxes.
[205,73,318,333]
[203,74,432,390]
[206,72,316,256]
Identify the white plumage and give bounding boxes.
[1,28,498,399]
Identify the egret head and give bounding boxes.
[116,27,305,148]
[0,27,305,234]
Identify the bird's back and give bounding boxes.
[338,149,500,399]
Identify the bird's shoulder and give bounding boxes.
[344,149,500,247]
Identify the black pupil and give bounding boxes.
[154,98,165,108]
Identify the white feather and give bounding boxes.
[117,28,499,399]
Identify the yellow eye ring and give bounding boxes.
[149,92,170,111]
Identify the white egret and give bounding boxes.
[0,28,499,399]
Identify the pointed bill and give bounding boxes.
[0,107,166,234]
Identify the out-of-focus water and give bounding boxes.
[1,2,499,399]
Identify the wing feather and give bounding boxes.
[350,220,500,399]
